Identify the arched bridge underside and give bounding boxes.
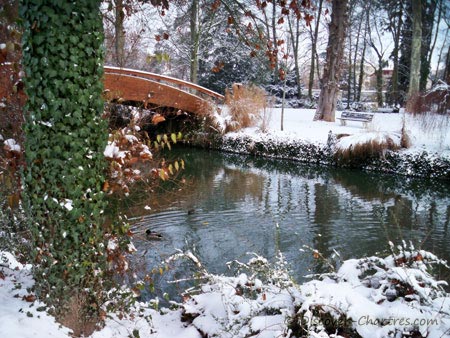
[103,66,224,114]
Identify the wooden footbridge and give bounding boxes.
[103,66,224,113]
[0,64,224,114]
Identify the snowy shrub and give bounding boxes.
[335,133,401,167]
[159,243,450,338]
[171,251,298,338]
[291,241,450,338]
[374,151,450,179]
[218,134,333,166]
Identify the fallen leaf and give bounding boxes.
[22,294,36,302]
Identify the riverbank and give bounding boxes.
[2,243,450,338]
[192,108,450,180]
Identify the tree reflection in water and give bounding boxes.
[116,147,450,300]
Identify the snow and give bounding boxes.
[104,140,126,159]
[221,108,450,158]
[60,199,73,211]
[4,138,21,153]
[1,245,449,338]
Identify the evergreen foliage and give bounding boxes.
[19,0,122,333]
[198,31,270,93]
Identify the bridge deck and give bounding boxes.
[103,66,224,113]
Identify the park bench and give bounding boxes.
[337,111,374,128]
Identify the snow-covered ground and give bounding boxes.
[1,242,450,338]
[223,108,450,158]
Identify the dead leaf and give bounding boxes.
[152,114,166,125]
[22,294,36,302]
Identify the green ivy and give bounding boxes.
[20,0,116,329]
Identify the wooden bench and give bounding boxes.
[337,111,374,128]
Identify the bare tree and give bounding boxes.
[314,0,349,122]
[382,0,404,106]
[356,4,370,102]
[307,0,324,101]
[286,10,306,98]
[344,0,369,107]
[367,14,390,107]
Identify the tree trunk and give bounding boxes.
[190,0,199,84]
[288,12,302,98]
[408,0,422,98]
[271,0,279,78]
[376,60,384,107]
[356,39,366,102]
[356,10,369,102]
[346,35,352,108]
[386,1,403,106]
[435,29,448,81]
[390,25,401,105]
[308,31,316,100]
[444,44,450,84]
[314,0,349,122]
[308,0,323,100]
[114,0,125,67]
[351,8,364,103]
[419,0,437,91]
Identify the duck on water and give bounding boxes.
[146,229,163,240]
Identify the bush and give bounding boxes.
[224,84,270,133]
[335,135,401,167]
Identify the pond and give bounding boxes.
[119,147,450,300]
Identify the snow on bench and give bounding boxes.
[337,111,374,128]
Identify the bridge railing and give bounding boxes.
[104,66,224,102]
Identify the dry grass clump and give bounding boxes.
[336,137,400,165]
[406,82,449,116]
[224,83,270,133]
[405,84,449,137]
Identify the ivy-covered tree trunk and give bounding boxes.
[20,0,110,334]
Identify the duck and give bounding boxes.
[145,229,163,240]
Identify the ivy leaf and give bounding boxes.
[171,133,177,144]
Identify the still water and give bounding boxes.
[121,147,450,298]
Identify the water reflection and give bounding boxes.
[121,147,450,299]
